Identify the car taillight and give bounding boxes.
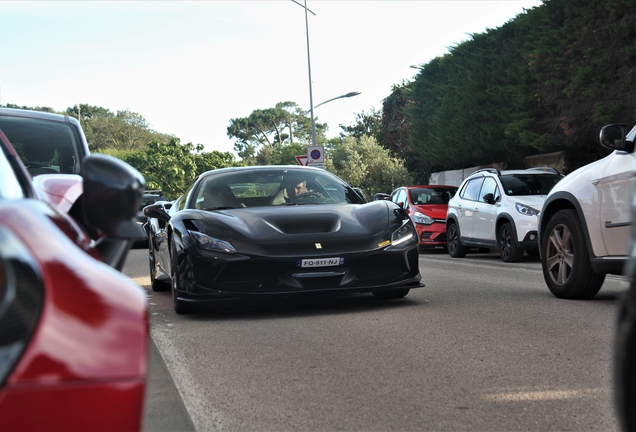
[0,226,44,386]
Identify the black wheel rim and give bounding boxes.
[149,242,155,280]
[448,225,457,254]
[500,226,511,260]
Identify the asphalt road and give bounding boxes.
[124,247,626,431]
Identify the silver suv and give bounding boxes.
[0,108,90,177]
[538,123,636,299]
[446,167,563,262]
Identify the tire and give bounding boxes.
[372,288,410,299]
[170,239,194,314]
[498,222,523,262]
[541,209,605,299]
[149,237,170,292]
[447,222,467,258]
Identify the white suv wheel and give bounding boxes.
[541,209,605,299]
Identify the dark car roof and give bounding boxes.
[198,164,324,178]
[0,107,71,120]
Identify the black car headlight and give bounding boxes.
[391,221,415,246]
[188,230,237,254]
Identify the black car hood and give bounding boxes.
[182,200,401,256]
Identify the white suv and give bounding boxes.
[538,123,636,299]
[446,168,563,262]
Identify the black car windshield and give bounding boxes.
[192,168,365,209]
[499,174,563,196]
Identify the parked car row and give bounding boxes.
[384,122,635,302]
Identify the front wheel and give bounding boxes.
[447,222,467,258]
[170,239,195,314]
[498,222,523,262]
[541,209,605,299]
[372,288,410,299]
[149,237,170,292]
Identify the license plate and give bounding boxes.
[298,257,344,268]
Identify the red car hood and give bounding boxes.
[412,204,448,219]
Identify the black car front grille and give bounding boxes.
[295,273,345,289]
[213,263,280,291]
[353,254,410,283]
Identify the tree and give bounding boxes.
[381,83,431,184]
[339,108,383,142]
[3,103,57,113]
[325,135,412,195]
[227,101,327,164]
[526,0,636,171]
[74,107,174,152]
[116,139,239,199]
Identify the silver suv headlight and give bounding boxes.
[515,203,540,217]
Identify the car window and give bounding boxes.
[393,189,407,206]
[499,174,562,196]
[410,188,455,204]
[189,169,364,208]
[461,178,485,201]
[0,115,83,175]
[479,177,499,202]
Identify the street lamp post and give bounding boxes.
[291,0,318,146]
[314,91,361,110]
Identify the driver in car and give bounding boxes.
[272,174,309,205]
[286,179,307,202]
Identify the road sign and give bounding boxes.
[307,145,324,168]
[307,145,324,165]
[295,155,308,166]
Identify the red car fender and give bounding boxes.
[0,202,148,431]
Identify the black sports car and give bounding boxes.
[144,165,423,313]
[133,190,168,248]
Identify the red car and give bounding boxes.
[0,129,149,431]
[390,185,458,250]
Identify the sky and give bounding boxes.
[0,1,542,157]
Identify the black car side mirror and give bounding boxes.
[144,203,172,223]
[82,154,145,238]
[81,154,146,270]
[482,193,496,205]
